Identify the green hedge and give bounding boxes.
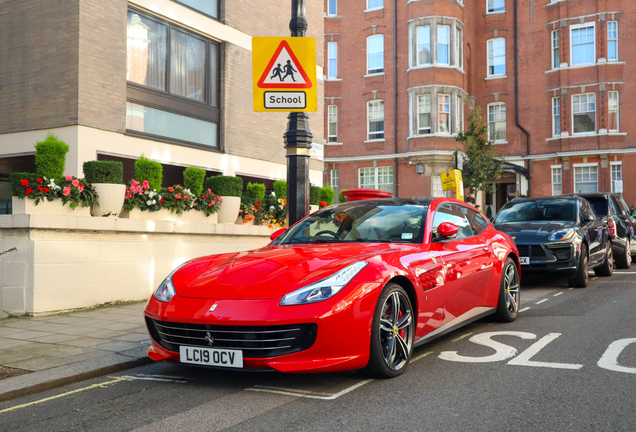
[310,186,321,205]
[82,161,124,184]
[135,156,163,190]
[35,133,69,179]
[184,167,206,196]
[10,172,37,196]
[273,180,287,199]
[338,189,347,203]
[205,175,243,197]
[320,184,335,205]
[247,182,266,200]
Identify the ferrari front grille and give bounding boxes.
[146,318,317,358]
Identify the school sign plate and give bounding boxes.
[252,37,317,112]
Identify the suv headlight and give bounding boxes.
[280,261,368,306]
[549,228,575,242]
[153,262,188,303]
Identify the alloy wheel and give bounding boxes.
[504,263,520,315]
[378,291,413,371]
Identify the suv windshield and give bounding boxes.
[583,197,609,217]
[495,199,577,223]
[275,201,427,245]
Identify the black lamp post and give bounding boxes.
[284,0,313,226]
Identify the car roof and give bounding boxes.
[345,197,435,206]
[576,192,618,199]
[508,195,581,203]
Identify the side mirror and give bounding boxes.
[270,228,286,242]
[437,222,459,238]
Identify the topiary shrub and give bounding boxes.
[205,175,243,197]
[310,186,321,205]
[34,133,69,179]
[82,161,124,185]
[338,189,347,203]
[246,182,266,200]
[320,184,335,205]
[183,167,206,196]
[273,180,287,199]
[135,155,163,191]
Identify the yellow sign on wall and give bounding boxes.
[441,169,464,201]
[252,37,317,112]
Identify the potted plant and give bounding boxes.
[160,185,198,221]
[83,160,125,217]
[237,182,266,225]
[310,185,321,213]
[135,155,163,191]
[196,188,222,223]
[122,179,164,220]
[205,175,243,223]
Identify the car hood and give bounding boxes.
[493,221,577,244]
[171,243,412,300]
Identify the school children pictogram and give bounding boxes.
[257,40,312,89]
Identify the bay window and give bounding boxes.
[572,93,596,134]
[571,23,595,66]
[438,94,451,134]
[417,94,431,135]
[438,26,450,65]
[417,26,431,65]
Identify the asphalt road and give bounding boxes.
[1,270,635,432]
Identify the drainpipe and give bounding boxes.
[393,0,399,197]
[514,0,531,196]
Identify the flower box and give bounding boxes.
[12,196,91,217]
[126,208,218,223]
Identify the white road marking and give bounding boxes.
[614,271,636,274]
[411,351,434,363]
[246,379,374,400]
[439,331,537,363]
[519,307,531,312]
[536,299,548,304]
[554,292,564,297]
[508,333,583,370]
[451,332,473,343]
[597,338,636,374]
[119,375,189,383]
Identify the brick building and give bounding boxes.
[0,0,324,213]
[323,0,635,217]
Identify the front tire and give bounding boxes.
[594,242,613,277]
[494,257,520,322]
[365,283,415,378]
[568,244,589,288]
[615,237,632,269]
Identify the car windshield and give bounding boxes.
[275,201,428,245]
[494,200,577,223]
[584,197,609,217]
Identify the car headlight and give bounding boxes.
[549,228,575,241]
[153,262,188,303]
[280,261,368,306]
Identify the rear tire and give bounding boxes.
[615,237,632,269]
[494,257,520,322]
[594,242,613,277]
[568,244,589,288]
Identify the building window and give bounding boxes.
[552,167,562,195]
[574,165,598,193]
[552,97,560,137]
[431,176,449,197]
[455,28,463,69]
[417,94,431,135]
[572,93,596,134]
[456,94,464,133]
[331,169,339,189]
[608,91,619,132]
[438,25,450,65]
[571,23,595,66]
[359,167,393,192]
[607,21,618,61]
[328,105,338,143]
[327,42,337,79]
[487,38,506,76]
[327,0,337,16]
[488,103,506,142]
[417,26,431,65]
[173,0,219,19]
[367,35,384,74]
[552,29,560,69]
[368,100,385,140]
[487,0,505,14]
[611,163,622,193]
[438,94,451,134]
[367,0,383,10]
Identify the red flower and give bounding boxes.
[159,199,164,203]
[44,187,49,193]
[37,187,42,192]
[21,179,29,186]
[37,178,43,183]
[25,188,32,195]
[169,187,174,192]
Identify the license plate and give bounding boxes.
[179,346,243,368]
[520,257,530,265]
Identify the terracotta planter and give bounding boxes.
[91,183,126,217]
[218,196,241,224]
[12,196,91,217]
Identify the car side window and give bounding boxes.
[583,201,596,220]
[613,196,627,216]
[431,204,473,241]
[465,208,489,235]
[578,203,588,223]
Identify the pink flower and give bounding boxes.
[175,194,182,199]
[72,179,80,187]
[131,180,138,187]
[208,203,213,207]
[210,201,215,205]
[79,184,84,192]
[63,187,71,196]
[169,187,174,192]
[65,175,73,181]
[126,194,132,199]
[136,186,142,193]
[142,180,149,190]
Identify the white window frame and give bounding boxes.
[488,102,507,143]
[328,105,338,143]
[416,26,431,66]
[571,92,596,135]
[552,97,561,137]
[366,34,384,75]
[610,161,622,193]
[327,42,337,79]
[366,0,383,11]
[573,163,599,194]
[455,27,463,69]
[487,0,505,14]
[551,29,560,69]
[331,169,339,189]
[608,91,619,132]
[570,22,596,67]
[367,100,385,141]
[359,166,393,192]
[417,94,431,135]
[455,94,464,133]
[327,0,337,16]
[438,94,451,134]
[607,21,618,61]
[551,165,562,196]
[437,25,450,66]
[487,38,506,77]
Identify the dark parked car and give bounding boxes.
[577,193,636,268]
[493,196,612,288]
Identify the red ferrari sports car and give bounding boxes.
[145,197,520,378]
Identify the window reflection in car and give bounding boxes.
[494,200,577,223]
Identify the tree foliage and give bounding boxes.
[455,106,503,197]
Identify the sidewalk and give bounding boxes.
[0,301,152,402]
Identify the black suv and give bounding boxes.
[578,193,636,268]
